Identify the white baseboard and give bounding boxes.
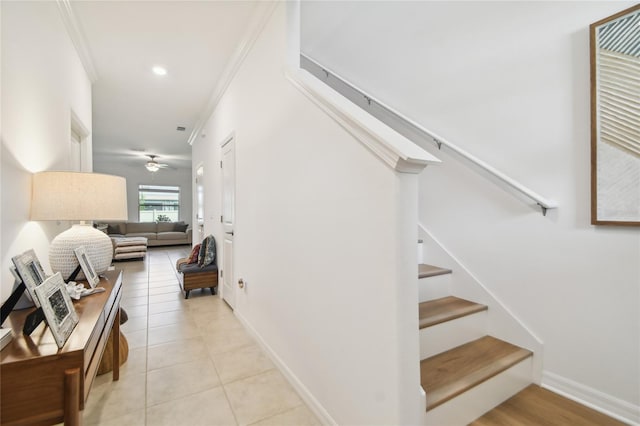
[542,371,639,425]
[234,311,338,426]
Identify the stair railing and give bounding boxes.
[300,54,558,216]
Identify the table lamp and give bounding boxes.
[30,171,128,279]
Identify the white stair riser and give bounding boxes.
[418,274,451,303]
[425,357,533,426]
[420,311,487,360]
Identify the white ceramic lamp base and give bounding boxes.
[49,224,113,279]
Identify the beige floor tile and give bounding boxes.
[147,337,209,371]
[249,405,320,426]
[118,346,146,375]
[203,325,255,355]
[224,370,302,425]
[146,386,236,426]
[84,408,145,426]
[148,310,195,329]
[126,329,147,349]
[195,311,243,335]
[148,273,177,280]
[122,282,150,292]
[148,275,178,283]
[212,344,275,384]
[83,372,146,423]
[121,275,145,281]
[121,315,147,333]
[187,300,235,319]
[149,285,181,296]
[185,294,226,311]
[148,300,186,315]
[146,357,220,406]
[122,287,148,298]
[149,291,184,304]
[147,322,201,346]
[121,295,148,307]
[124,305,148,319]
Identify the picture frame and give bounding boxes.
[74,246,99,288]
[11,249,48,308]
[590,4,640,226]
[34,272,79,349]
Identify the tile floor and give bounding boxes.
[83,246,320,426]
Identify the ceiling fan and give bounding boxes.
[145,155,169,172]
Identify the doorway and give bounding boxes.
[195,165,205,243]
[221,137,236,308]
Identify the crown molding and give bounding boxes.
[56,0,98,83]
[187,1,278,146]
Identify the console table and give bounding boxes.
[1,269,123,425]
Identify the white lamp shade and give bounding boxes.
[31,171,127,221]
[31,171,128,277]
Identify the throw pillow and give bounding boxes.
[174,222,188,233]
[198,235,216,267]
[188,244,201,264]
[198,237,209,266]
[107,223,125,235]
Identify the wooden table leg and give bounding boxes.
[113,308,120,381]
[64,368,81,426]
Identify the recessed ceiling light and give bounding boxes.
[152,66,167,76]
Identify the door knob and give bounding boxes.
[238,278,244,289]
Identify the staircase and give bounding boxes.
[418,264,533,425]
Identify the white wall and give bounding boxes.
[193,4,423,424]
[1,1,92,302]
[93,161,192,224]
[301,0,640,414]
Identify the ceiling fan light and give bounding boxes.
[146,162,160,172]
[152,66,167,76]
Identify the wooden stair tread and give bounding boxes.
[419,296,487,329]
[421,336,532,411]
[419,264,452,279]
[470,384,627,425]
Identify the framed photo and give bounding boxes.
[11,249,47,308]
[34,272,79,349]
[74,246,99,288]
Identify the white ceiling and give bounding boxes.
[73,1,259,171]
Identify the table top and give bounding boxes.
[0,269,122,364]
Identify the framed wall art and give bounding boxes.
[34,272,79,349]
[590,4,640,226]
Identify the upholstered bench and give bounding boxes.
[176,234,218,299]
[176,262,218,299]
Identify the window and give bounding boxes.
[138,185,180,222]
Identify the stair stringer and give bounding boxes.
[418,223,544,384]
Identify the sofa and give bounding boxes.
[99,221,192,247]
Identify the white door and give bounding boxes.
[221,138,236,308]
